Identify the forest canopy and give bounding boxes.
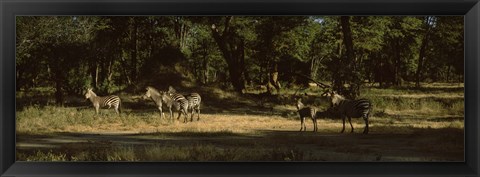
[16,16,464,104]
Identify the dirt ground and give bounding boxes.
[16,114,464,162]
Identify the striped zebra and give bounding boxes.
[168,86,201,122]
[143,86,169,119]
[185,93,201,121]
[296,97,318,132]
[324,90,372,134]
[85,88,121,115]
[165,87,190,123]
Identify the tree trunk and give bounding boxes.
[391,39,402,86]
[415,35,428,88]
[202,47,209,84]
[121,56,133,85]
[340,16,358,98]
[130,18,138,84]
[53,59,64,105]
[341,16,354,65]
[94,63,99,88]
[174,17,190,50]
[415,17,433,88]
[446,65,451,82]
[378,57,384,87]
[210,17,246,93]
[55,80,63,105]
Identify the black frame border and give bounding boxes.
[1,0,479,176]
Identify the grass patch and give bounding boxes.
[18,143,314,161]
[17,150,67,161]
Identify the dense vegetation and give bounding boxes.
[16,16,463,102]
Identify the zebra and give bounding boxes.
[323,90,372,134]
[296,97,318,132]
[168,86,201,122]
[84,88,121,115]
[185,93,202,121]
[142,86,169,120]
[165,87,190,123]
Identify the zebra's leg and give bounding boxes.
[341,116,346,133]
[160,107,164,119]
[95,106,100,115]
[312,118,317,132]
[363,114,369,134]
[303,117,307,131]
[197,106,200,121]
[107,104,113,115]
[105,103,114,115]
[183,110,188,123]
[159,107,164,119]
[190,108,194,122]
[115,105,120,115]
[299,117,305,132]
[176,111,183,123]
[169,107,174,121]
[117,103,122,115]
[348,117,354,133]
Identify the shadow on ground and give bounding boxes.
[17,126,464,161]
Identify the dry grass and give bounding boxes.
[19,111,463,136]
[16,83,465,161]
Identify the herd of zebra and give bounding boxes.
[84,86,201,123]
[85,87,372,134]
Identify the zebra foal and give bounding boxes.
[168,86,202,122]
[85,88,121,115]
[323,90,372,134]
[164,87,190,123]
[296,97,318,132]
[185,93,201,121]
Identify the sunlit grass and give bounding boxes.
[16,83,465,161]
[16,83,464,135]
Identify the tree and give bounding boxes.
[253,16,313,93]
[209,16,253,93]
[415,16,436,88]
[338,16,359,97]
[16,16,96,104]
[427,16,464,82]
[16,16,464,101]
[188,24,224,85]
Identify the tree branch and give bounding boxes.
[284,71,331,89]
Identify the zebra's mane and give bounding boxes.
[331,93,347,106]
[168,86,177,93]
[88,89,97,97]
[146,86,161,96]
[161,91,173,102]
[296,98,304,110]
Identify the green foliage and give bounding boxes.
[16,16,464,98]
